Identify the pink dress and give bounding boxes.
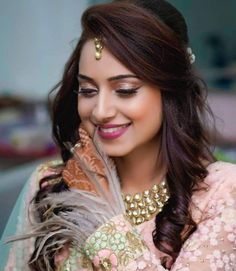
[55,161,236,271]
[3,161,236,271]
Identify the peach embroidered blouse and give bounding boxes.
[2,161,236,271]
[55,161,236,271]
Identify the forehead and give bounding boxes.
[79,40,133,78]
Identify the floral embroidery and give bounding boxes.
[205,250,236,271]
[59,246,92,271]
[221,208,236,226]
[84,215,148,270]
[93,249,118,270]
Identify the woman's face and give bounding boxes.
[77,40,163,157]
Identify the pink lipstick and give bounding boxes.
[97,123,131,140]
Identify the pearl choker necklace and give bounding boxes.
[122,180,170,225]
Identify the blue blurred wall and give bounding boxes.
[0,0,88,99]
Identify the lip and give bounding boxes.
[96,123,131,140]
[97,123,129,129]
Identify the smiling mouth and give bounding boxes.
[98,123,131,133]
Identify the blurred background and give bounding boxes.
[0,0,235,235]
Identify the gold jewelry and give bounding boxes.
[122,180,170,225]
[94,37,103,60]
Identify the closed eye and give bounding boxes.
[116,87,140,97]
[76,88,98,97]
[75,86,140,98]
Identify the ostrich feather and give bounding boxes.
[7,130,126,270]
[93,131,125,214]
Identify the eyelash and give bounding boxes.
[116,88,139,96]
[76,88,97,97]
[76,87,140,97]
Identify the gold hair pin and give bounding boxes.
[94,37,103,60]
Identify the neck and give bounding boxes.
[113,138,165,194]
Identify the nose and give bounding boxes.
[91,90,116,124]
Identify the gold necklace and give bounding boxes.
[122,180,170,225]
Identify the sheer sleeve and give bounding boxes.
[171,165,236,271]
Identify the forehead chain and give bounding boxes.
[94,37,103,60]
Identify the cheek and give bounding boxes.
[77,100,95,136]
[77,99,93,120]
[134,99,163,141]
[128,94,162,124]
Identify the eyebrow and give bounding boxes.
[77,74,139,83]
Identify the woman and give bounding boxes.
[1,0,236,270]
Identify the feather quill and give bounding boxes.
[93,130,125,213]
[6,130,125,270]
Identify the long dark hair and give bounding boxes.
[30,0,215,269]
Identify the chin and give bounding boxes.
[100,145,130,158]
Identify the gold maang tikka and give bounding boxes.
[94,37,103,60]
